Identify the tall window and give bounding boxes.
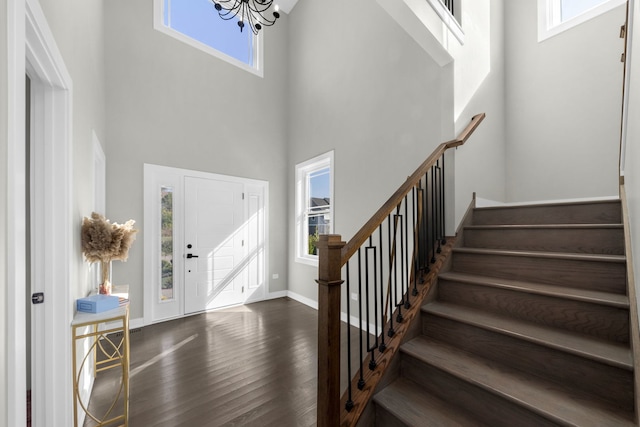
[538,0,626,41]
[153,0,261,75]
[295,151,334,265]
[161,186,174,301]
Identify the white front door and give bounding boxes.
[184,177,246,314]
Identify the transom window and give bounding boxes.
[295,151,334,266]
[153,0,262,75]
[538,0,626,41]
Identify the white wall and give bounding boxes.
[37,0,107,301]
[624,0,640,310]
[505,1,625,202]
[452,0,507,226]
[286,0,445,302]
[0,0,9,422]
[104,0,290,320]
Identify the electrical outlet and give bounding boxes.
[351,293,358,301]
[272,273,279,279]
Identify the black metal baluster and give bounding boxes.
[394,210,404,323]
[430,165,437,263]
[387,215,395,338]
[436,160,442,255]
[357,248,365,390]
[441,153,447,245]
[402,197,410,309]
[422,174,430,272]
[412,186,420,294]
[345,261,354,411]
[378,224,387,352]
[366,239,378,370]
[443,0,454,16]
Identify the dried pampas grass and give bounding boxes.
[81,212,138,263]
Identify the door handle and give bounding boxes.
[186,253,199,259]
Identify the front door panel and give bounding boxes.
[184,177,245,314]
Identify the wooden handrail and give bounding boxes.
[340,113,486,266]
[317,112,485,427]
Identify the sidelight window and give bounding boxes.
[161,186,174,301]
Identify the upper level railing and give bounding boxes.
[316,113,486,426]
[442,0,455,17]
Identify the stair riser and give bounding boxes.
[464,228,624,255]
[400,355,560,427]
[374,407,409,427]
[421,314,635,411]
[437,279,629,343]
[472,202,621,225]
[452,252,626,294]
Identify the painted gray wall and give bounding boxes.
[0,0,8,422]
[453,0,507,225]
[505,1,625,202]
[104,0,290,319]
[286,0,445,302]
[624,0,640,312]
[38,0,107,301]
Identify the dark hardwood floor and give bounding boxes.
[84,297,360,427]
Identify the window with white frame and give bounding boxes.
[153,0,262,75]
[538,0,626,41]
[295,151,334,266]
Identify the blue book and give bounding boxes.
[76,294,120,313]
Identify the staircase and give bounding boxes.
[372,199,637,426]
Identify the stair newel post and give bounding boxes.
[316,234,346,427]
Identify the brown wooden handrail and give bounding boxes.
[317,112,485,427]
[340,113,486,266]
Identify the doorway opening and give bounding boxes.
[5,0,75,425]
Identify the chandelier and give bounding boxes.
[212,0,280,35]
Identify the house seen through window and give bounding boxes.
[296,151,334,265]
[154,0,259,73]
[307,168,331,256]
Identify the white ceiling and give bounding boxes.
[277,0,299,14]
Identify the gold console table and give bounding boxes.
[72,301,130,427]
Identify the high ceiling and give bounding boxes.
[277,0,299,14]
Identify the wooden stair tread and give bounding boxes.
[373,377,489,427]
[438,271,630,308]
[471,200,622,226]
[422,302,633,370]
[401,336,635,426]
[453,247,626,263]
[474,199,620,210]
[465,224,623,230]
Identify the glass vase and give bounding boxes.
[98,260,112,295]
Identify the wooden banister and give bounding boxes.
[317,113,485,427]
[340,113,485,265]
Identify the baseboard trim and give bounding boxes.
[129,317,144,330]
[286,291,318,310]
[266,290,287,300]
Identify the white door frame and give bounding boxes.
[143,164,269,325]
[7,0,73,425]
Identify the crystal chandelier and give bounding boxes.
[212,0,280,35]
